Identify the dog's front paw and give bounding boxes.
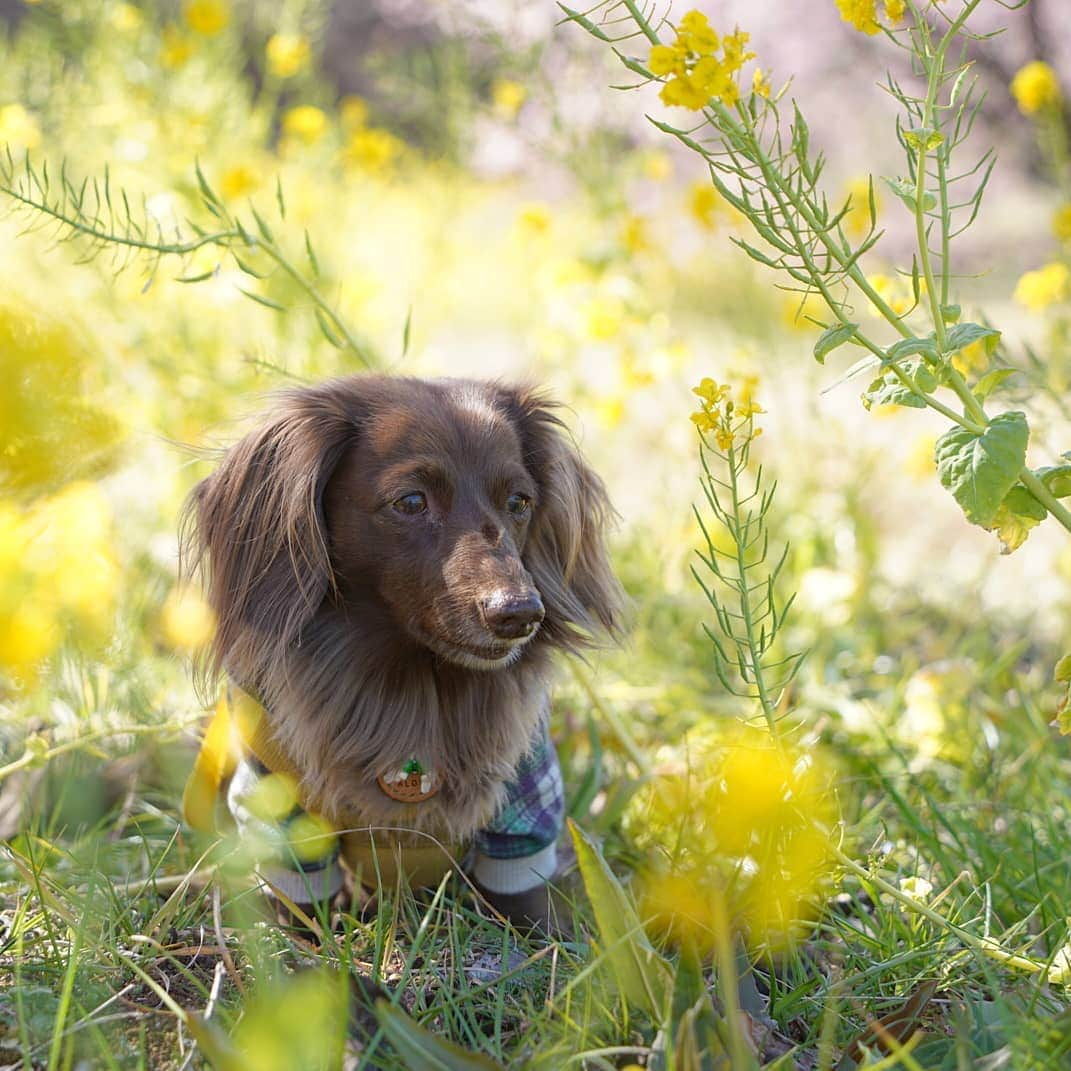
[476,882,573,938]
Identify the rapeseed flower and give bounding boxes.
[1014,262,1070,311]
[649,10,757,111]
[491,79,527,119]
[266,33,311,79]
[0,103,41,151]
[220,163,260,200]
[160,24,192,68]
[835,0,905,34]
[1011,61,1061,115]
[690,375,764,452]
[344,127,403,173]
[689,182,720,230]
[160,583,216,652]
[282,105,329,145]
[631,727,837,950]
[184,0,229,36]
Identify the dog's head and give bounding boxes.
[186,376,622,680]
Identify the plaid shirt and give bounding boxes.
[222,710,565,903]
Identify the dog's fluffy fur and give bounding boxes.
[183,376,622,844]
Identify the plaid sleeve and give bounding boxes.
[226,756,344,905]
[474,723,565,862]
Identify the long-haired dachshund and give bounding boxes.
[182,375,622,931]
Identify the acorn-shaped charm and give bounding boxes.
[377,759,440,803]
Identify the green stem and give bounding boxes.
[725,442,779,736]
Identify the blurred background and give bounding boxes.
[1,0,1071,1061]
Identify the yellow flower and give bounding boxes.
[0,104,41,151]
[678,11,719,56]
[951,338,989,377]
[0,599,59,674]
[344,127,403,173]
[835,0,880,34]
[752,67,771,99]
[111,3,143,32]
[620,214,650,254]
[516,202,552,235]
[689,182,719,230]
[692,377,730,405]
[883,0,906,22]
[491,78,527,119]
[184,0,229,36]
[340,96,370,130]
[583,295,626,340]
[219,163,260,200]
[641,151,673,181]
[265,33,311,79]
[720,29,754,72]
[843,176,880,238]
[714,426,736,451]
[648,44,685,78]
[282,105,329,145]
[1011,61,1061,115]
[160,24,193,68]
[1054,203,1071,244]
[160,584,216,652]
[1014,262,1070,311]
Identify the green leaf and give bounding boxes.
[237,286,286,312]
[904,126,944,152]
[972,368,1017,403]
[1037,462,1071,498]
[882,176,937,213]
[940,303,961,324]
[862,361,937,411]
[934,411,1029,528]
[375,1001,505,1070]
[945,322,1001,355]
[813,322,858,364]
[1054,654,1071,683]
[991,485,1047,554]
[568,818,672,1018]
[886,335,940,366]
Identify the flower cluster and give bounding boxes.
[630,728,838,950]
[1014,261,1070,311]
[1010,60,1062,116]
[835,0,906,35]
[690,375,765,452]
[648,11,759,111]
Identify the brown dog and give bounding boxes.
[182,375,621,929]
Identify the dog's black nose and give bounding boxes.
[480,591,545,640]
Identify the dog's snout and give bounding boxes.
[480,590,545,640]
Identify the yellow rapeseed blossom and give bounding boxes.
[219,163,260,200]
[0,600,59,676]
[184,0,229,36]
[1011,61,1061,115]
[752,67,771,98]
[0,103,41,151]
[631,727,837,950]
[340,96,370,130]
[1014,261,1070,311]
[689,182,720,230]
[1052,203,1071,244]
[843,176,880,238]
[641,151,673,181]
[282,105,329,145]
[491,78,527,119]
[516,202,552,236]
[690,375,764,452]
[111,3,143,32]
[836,0,880,34]
[160,24,193,68]
[266,33,311,79]
[344,128,403,173]
[619,214,650,254]
[951,338,989,377]
[160,584,216,652]
[650,10,756,111]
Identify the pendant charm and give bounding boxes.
[377,759,440,803]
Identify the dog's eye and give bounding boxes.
[505,492,531,518]
[393,492,428,515]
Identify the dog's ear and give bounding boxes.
[497,385,624,652]
[183,381,362,680]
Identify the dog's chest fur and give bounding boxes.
[237,607,555,841]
